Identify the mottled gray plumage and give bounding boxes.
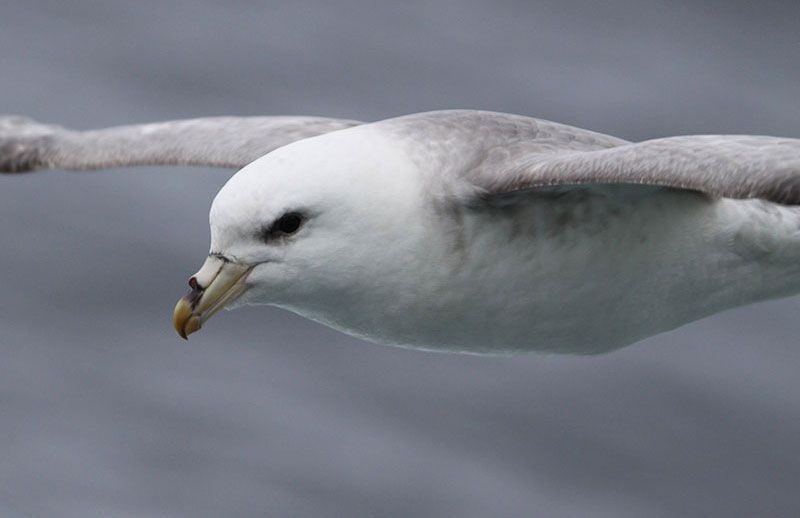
[0,115,361,172]
[2,110,800,205]
[376,111,800,205]
[495,134,800,205]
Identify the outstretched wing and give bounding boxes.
[382,110,800,206]
[485,135,800,205]
[0,115,362,172]
[6,110,799,205]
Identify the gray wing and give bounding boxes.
[489,135,800,205]
[382,110,800,205]
[0,115,362,172]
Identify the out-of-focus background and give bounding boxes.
[1,1,799,516]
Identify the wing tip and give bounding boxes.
[0,137,50,173]
[0,115,62,173]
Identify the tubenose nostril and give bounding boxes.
[189,277,199,290]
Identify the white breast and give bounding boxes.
[283,187,800,355]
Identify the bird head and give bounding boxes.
[173,127,427,339]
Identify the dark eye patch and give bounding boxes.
[260,211,305,243]
[276,212,302,234]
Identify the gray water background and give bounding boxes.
[1,1,799,516]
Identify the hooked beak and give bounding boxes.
[173,255,253,339]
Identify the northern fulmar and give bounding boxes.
[2,110,799,354]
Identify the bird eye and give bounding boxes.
[261,212,304,243]
[276,212,303,234]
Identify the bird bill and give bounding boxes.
[173,256,253,339]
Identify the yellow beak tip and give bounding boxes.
[183,316,202,338]
[172,257,252,340]
[173,297,198,340]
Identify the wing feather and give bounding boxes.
[494,135,800,205]
[5,110,799,205]
[380,111,800,205]
[0,115,362,172]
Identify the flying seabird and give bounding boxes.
[2,110,799,354]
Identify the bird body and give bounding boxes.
[3,110,800,354]
[218,127,800,353]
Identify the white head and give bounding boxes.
[173,127,431,339]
